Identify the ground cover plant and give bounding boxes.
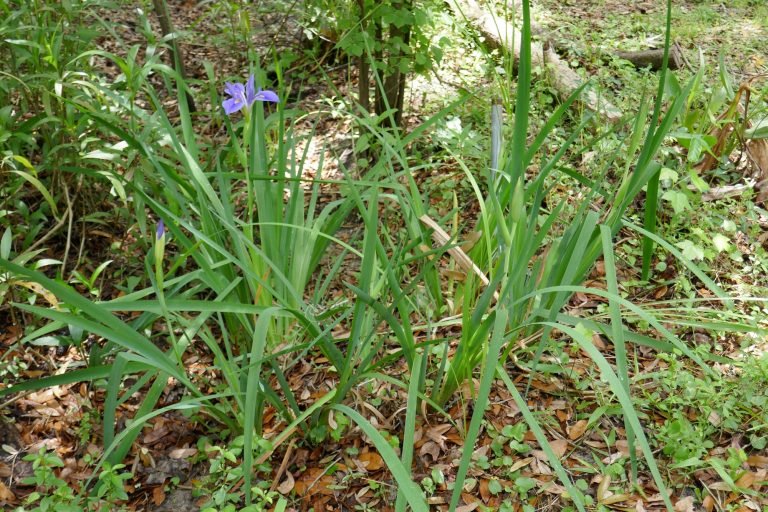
[1,0,767,511]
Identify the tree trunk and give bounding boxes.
[151,0,197,112]
[376,0,411,129]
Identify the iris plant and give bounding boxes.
[222,74,278,116]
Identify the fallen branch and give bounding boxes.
[701,183,752,201]
[449,0,623,123]
[616,43,684,71]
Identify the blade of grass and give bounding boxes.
[395,352,424,512]
[332,404,428,512]
[638,0,674,278]
[243,307,281,505]
[600,225,636,480]
[550,322,674,511]
[448,307,507,510]
[496,368,587,512]
[641,170,660,280]
[623,220,730,305]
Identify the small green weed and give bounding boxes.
[194,436,276,510]
[638,349,768,465]
[14,448,131,512]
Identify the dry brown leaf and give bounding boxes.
[567,420,589,440]
[457,496,479,511]
[540,481,566,495]
[358,451,384,472]
[152,486,166,506]
[479,479,490,502]
[702,494,715,512]
[9,280,60,309]
[747,455,768,467]
[426,424,451,445]
[277,471,295,494]
[509,457,534,473]
[442,269,467,281]
[0,481,15,502]
[592,333,607,350]
[549,439,568,459]
[419,440,440,461]
[602,494,631,505]
[596,474,611,502]
[674,496,695,512]
[168,447,197,459]
[616,440,642,457]
[143,425,170,445]
[735,471,756,489]
[293,467,334,496]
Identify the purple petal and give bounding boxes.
[253,89,279,103]
[156,219,165,240]
[224,82,244,99]
[222,97,243,115]
[245,75,256,105]
[223,81,248,115]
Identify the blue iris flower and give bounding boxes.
[222,74,278,115]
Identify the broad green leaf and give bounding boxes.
[712,234,730,252]
[676,239,705,261]
[661,190,690,214]
[0,228,11,260]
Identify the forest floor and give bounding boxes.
[2,1,768,511]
